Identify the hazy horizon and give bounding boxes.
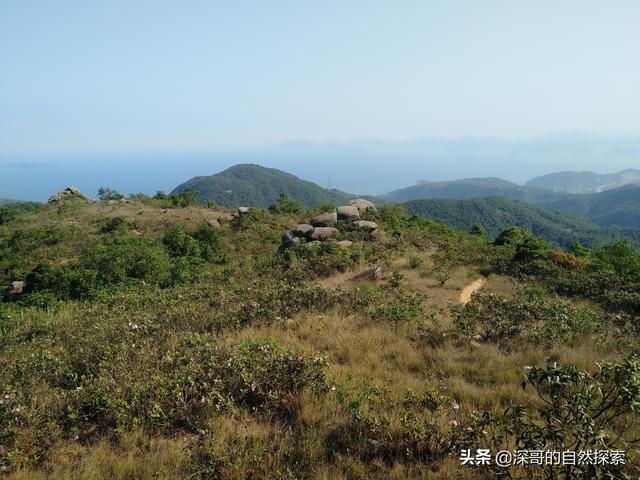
[2,2,640,200]
[2,132,640,201]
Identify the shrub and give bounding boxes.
[82,238,173,288]
[452,293,602,345]
[98,216,132,234]
[456,360,640,479]
[547,250,587,269]
[97,187,124,201]
[372,292,423,331]
[163,227,201,258]
[268,193,303,214]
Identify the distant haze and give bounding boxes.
[2,2,640,199]
[2,133,640,201]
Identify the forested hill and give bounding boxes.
[405,196,640,249]
[545,184,640,228]
[171,164,354,208]
[526,169,640,193]
[384,178,558,204]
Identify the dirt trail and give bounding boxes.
[459,277,487,304]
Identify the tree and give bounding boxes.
[97,187,124,201]
[268,193,303,214]
[469,223,485,236]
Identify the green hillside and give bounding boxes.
[387,178,640,228]
[172,163,354,208]
[384,177,561,204]
[405,196,640,248]
[547,184,640,227]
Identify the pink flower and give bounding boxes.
[448,419,458,428]
[250,382,257,392]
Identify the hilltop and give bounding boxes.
[526,168,640,193]
[171,163,354,208]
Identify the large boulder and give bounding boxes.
[310,227,340,241]
[347,198,376,213]
[293,224,314,237]
[337,205,360,221]
[311,211,337,226]
[353,220,378,231]
[48,187,92,203]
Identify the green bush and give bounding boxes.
[82,238,173,288]
[97,187,124,201]
[456,360,640,479]
[452,293,602,345]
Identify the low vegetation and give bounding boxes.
[1,196,639,479]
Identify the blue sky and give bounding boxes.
[2,0,640,155]
[2,1,640,200]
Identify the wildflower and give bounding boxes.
[250,382,257,392]
[451,401,460,410]
[128,321,140,332]
[448,419,458,428]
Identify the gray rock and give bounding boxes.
[238,206,250,214]
[370,229,388,242]
[48,187,92,203]
[336,240,353,248]
[311,211,337,226]
[347,198,376,213]
[208,219,221,228]
[310,227,340,241]
[281,231,300,248]
[293,224,314,237]
[10,281,25,294]
[337,205,360,221]
[353,220,378,231]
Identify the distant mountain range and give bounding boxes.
[171,164,355,208]
[172,165,640,239]
[405,197,640,249]
[0,198,23,205]
[526,169,640,193]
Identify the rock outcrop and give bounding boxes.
[310,227,340,241]
[279,199,381,250]
[311,211,337,226]
[337,205,359,221]
[347,198,376,214]
[353,220,378,231]
[48,187,92,203]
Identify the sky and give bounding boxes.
[1,1,640,199]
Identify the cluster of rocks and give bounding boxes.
[47,187,92,203]
[281,198,380,249]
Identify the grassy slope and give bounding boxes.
[1,200,637,479]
